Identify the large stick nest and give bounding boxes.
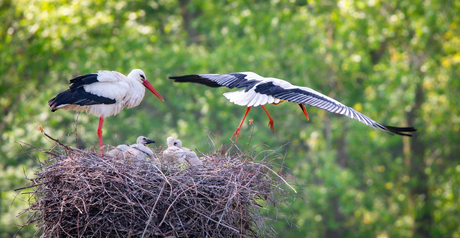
[18,136,297,238]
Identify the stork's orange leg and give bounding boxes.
[97,117,104,154]
[261,105,275,133]
[299,104,310,121]
[232,107,251,142]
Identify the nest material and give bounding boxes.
[18,141,296,238]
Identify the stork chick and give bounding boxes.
[174,139,203,166]
[162,137,186,165]
[123,136,156,162]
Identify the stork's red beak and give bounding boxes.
[143,80,164,101]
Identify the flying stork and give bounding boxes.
[48,69,164,154]
[169,72,416,142]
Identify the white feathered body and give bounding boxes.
[49,69,148,118]
[59,71,146,118]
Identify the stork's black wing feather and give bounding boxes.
[381,125,417,136]
[69,74,99,90]
[169,74,221,87]
[169,73,261,91]
[48,87,116,111]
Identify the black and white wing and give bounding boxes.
[254,81,416,136]
[170,72,282,107]
[169,72,264,90]
[48,71,125,111]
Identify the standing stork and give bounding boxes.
[48,69,164,154]
[169,72,416,142]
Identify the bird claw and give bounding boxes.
[231,129,241,142]
[268,120,275,133]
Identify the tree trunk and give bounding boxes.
[407,83,431,238]
[178,0,200,45]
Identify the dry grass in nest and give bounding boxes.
[17,133,298,238]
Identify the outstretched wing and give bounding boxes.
[170,72,263,91]
[254,81,416,136]
[170,72,282,107]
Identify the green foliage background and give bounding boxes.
[1,0,459,237]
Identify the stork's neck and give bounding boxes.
[124,78,146,109]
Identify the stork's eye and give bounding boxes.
[140,74,145,80]
[173,142,178,146]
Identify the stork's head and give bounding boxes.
[166,137,175,147]
[136,136,155,145]
[128,69,164,101]
[173,139,182,148]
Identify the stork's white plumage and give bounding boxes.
[123,136,156,161]
[108,136,156,161]
[49,69,164,154]
[162,137,186,165]
[170,72,416,141]
[174,139,202,166]
[107,144,131,159]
